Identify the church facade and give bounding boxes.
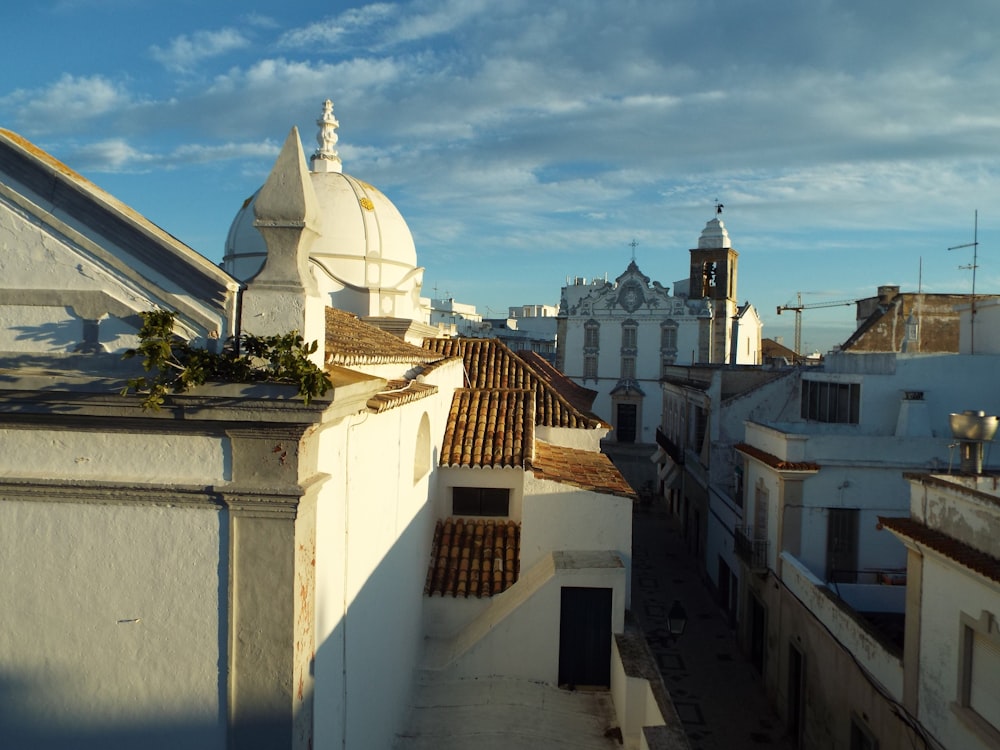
[557,218,762,444]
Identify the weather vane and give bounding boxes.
[715,200,724,216]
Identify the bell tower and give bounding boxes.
[689,210,739,363]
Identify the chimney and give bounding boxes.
[949,410,999,474]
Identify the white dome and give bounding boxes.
[223,100,423,320]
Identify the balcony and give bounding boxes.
[734,527,768,572]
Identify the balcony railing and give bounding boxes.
[734,527,768,572]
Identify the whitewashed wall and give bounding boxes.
[312,366,456,750]
[520,473,632,607]
[0,500,225,749]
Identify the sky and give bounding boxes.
[3,0,1000,354]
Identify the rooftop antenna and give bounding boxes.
[948,210,979,354]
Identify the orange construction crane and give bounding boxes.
[776,293,856,355]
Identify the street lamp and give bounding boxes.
[668,600,688,639]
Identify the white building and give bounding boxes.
[882,468,1000,750]
[0,107,677,749]
[733,350,1000,749]
[657,365,798,620]
[557,219,762,445]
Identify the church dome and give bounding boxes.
[223,100,421,319]
[698,217,731,249]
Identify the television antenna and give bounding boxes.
[948,210,979,354]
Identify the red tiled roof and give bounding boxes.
[440,388,535,467]
[529,442,637,499]
[735,442,820,472]
[367,380,439,413]
[326,307,441,367]
[515,350,601,415]
[424,517,521,598]
[422,338,606,429]
[879,515,1000,585]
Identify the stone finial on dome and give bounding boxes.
[311,99,342,173]
[698,217,731,249]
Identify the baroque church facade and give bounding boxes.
[557,218,762,445]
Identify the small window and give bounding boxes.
[850,715,878,750]
[584,319,600,350]
[621,355,636,379]
[660,320,678,351]
[621,320,638,351]
[584,354,598,380]
[957,611,1000,743]
[452,487,510,516]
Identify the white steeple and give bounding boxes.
[698,217,731,249]
[311,99,342,174]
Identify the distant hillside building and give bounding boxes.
[557,218,762,444]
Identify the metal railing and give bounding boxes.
[734,527,768,571]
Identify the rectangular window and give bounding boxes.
[661,326,677,351]
[801,380,860,424]
[622,326,637,350]
[827,508,859,583]
[584,355,598,380]
[584,325,600,349]
[452,487,510,516]
[849,716,878,750]
[621,356,636,379]
[959,619,1000,738]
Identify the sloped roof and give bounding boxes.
[423,337,606,429]
[529,441,637,499]
[367,379,438,413]
[515,350,600,415]
[0,129,236,301]
[440,388,535,468]
[424,517,520,598]
[735,442,820,472]
[326,307,441,367]
[879,515,1000,585]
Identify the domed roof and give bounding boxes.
[698,217,731,249]
[223,100,419,308]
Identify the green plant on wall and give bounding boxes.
[121,309,331,410]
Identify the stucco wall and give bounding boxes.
[313,392,450,750]
[0,500,225,749]
[0,429,227,484]
[916,554,1000,750]
[520,473,632,608]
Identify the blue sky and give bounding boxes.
[4,0,1000,353]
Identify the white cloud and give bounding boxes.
[66,137,280,173]
[4,75,131,131]
[150,28,251,73]
[278,4,396,48]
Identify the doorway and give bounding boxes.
[558,587,613,688]
[616,403,637,443]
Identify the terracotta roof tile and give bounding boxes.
[515,350,601,415]
[424,517,521,598]
[440,388,535,467]
[878,515,1000,585]
[326,307,441,367]
[367,379,439,413]
[735,442,820,472]
[422,338,606,429]
[529,441,637,499]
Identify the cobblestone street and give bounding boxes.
[631,502,794,750]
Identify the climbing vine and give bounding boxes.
[121,309,331,410]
